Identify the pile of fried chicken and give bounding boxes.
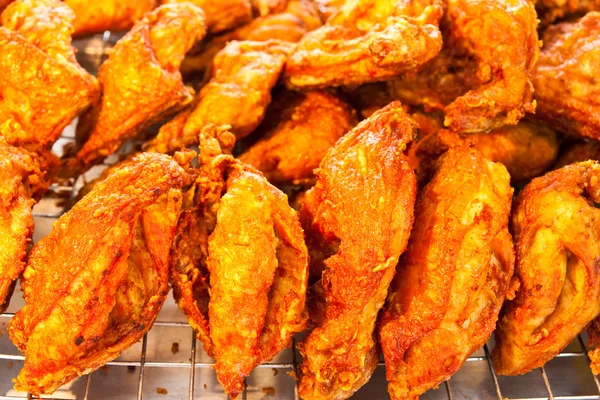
[1,0,600,398]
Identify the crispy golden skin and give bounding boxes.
[297,102,417,400]
[170,126,308,399]
[8,153,186,395]
[145,40,292,153]
[535,0,600,25]
[67,3,206,174]
[180,0,321,78]
[64,0,158,36]
[0,0,99,148]
[378,147,514,400]
[492,161,600,376]
[389,0,539,133]
[555,140,600,168]
[162,0,252,33]
[239,90,357,188]
[283,0,443,89]
[589,316,600,374]
[533,12,600,140]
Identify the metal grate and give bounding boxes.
[0,33,600,400]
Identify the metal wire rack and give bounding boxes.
[1,32,600,400]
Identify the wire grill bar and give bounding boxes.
[1,31,600,400]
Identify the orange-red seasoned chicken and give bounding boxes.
[389,0,539,133]
[66,3,206,174]
[239,90,357,188]
[145,40,292,153]
[162,0,252,33]
[8,153,188,395]
[298,102,417,399]
[64,0,158,36]
[555,140,600,168]
[533,12,600,140]
[535,0,600,25]
[378,146,514,400]
[283,0,443,88]
[0,0,99,148]
[170,125,309,399]
[492,162,600,376]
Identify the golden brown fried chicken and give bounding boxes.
[283,0,443,89]
[0,132,47,314]
[239,90,357,188]
[162,0,252,33]
[64,0,158,36]
[533,12,600,140]
[492,161,600,376]
[180,0,321,78]
[378,146,514,400]
[588,316,600,374]
[8,152,187,395]
[65,3,206,174]
[389,0,539,133]
[0,0,99,148]
[342,82,396,118]
[312,0,345,19]
[145,40,292,154]
[535,0,600,25]
[298,102,417,399]
[170,125,308,399]
[555,140,600,168]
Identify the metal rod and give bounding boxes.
[188,331,196,400]
[83,374,92,400]
[445,380,454,400]
[136,334,148,400]
[483,344,503,400]
[540,366,555,400]
[578,334,600,394]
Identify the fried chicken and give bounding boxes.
[283,0,443,88]
[555,140,600,168]
[162,0,252,33]
[64,0,158,36]
[533,12,600,140]
[170,125,308,399]
[65,3,206,175]
[8,153,187,395]
[0,0,99,149]
[535,0,600,25]
[144,40,292,154]
[297,102,417,399]
[389,0,539,133]
[180,0,321,78]
[378,146,514,400]
[239,90,357,188]
[492,161,600,376]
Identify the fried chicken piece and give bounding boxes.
[389,0,539,133]
[536,0,600,25]
[492,161,600,376]
[533,12,600,140]
[378,147,513,400]
[162,0,252,33]
[0,0,12,12]
[555,140,600,168]
[588,316,600,374]
[8,153,187,395]
[283,0,443,89]
[297,102,417,399]
[65,3,206,175]
[342,82,396,118]
[170,125,308,399]
[0,0,99,149]
[239,90,357,188]
[312,0,346,20]
[64,0,158,37]
[144,40,292,154]
[180,0,321,78]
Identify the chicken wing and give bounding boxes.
[297,102,417,399]
[144,40,292,154]
[492,161,600,376]
[378,146,513,400]
[555,140,600,169]
[283,0,443,89]
[170,125,308,398]
[162,0,252,33]
[65,3,206,175]
[239,90,357,188]
[8,152,187,395]
[64,0,158,36]
[533,12,600,140]
[0,0,99,148]
[180,0,321,78]
[535,0,600,25]
[389,0,539,133]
